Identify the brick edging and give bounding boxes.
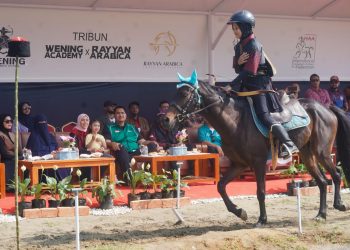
[130,197,191,210]
[23,206,90,219]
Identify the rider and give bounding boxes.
[223,10,299,158]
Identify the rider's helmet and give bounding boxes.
[227,10,255,27]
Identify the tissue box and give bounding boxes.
[55,151,79,160]
[169,146,187,156]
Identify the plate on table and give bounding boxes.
[91,152,103,158]
[79,154,91,158]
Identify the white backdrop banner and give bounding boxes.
[1,7,349,82]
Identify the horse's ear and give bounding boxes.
[177,72,186,83]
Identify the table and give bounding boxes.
[134,153,219,184]
[0,163,5,198]
[18,157,116,186]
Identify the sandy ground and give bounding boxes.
[1,193,350,250]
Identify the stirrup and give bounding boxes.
[280,143,299,159]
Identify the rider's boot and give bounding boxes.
[271,124,299,159]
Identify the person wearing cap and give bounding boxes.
[97,100,117,134]
[221,10,298,159]
[328,75,348,111]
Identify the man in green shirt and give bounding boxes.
[198,119,224,157]
[104,106,158,178]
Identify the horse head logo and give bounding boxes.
[149,31,178,57]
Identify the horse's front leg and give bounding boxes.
[254,161,267,227]
[217,166,247,221]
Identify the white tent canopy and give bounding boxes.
[1,0,350,19]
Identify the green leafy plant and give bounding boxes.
[124,168,143,195]
[337,162,349,188]
[159,169,173,193]
[30,183,43,200]
[281,160,299,182]
[76,169,92,205]
[171,169,189,192]
[140,164,153,193]
[92,177,122,204]
[44,174,58,200]
[151,173,167,193]
[57,175,73,201]
[8,165,31,202]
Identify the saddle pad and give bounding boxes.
[247,97,310,138]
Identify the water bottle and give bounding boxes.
[140,145,148,156]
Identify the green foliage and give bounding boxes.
[8,176,31,202]
[92,177,122,204]
[43,174,58,200]
[170,169,189,191]
[151,173,167,193]
[281,160,299,181]
[30,183,43,200]
[124,168,143,195]
[57,175,73,201]
[337,162,349,188]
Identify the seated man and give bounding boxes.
[197,119,224,157]
[127,101,151,139]
[104,106,158,179]
[97,100,117,135]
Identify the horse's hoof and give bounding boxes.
[334,204,347,211]
[255,218,267,228]
[314,214,326,222]
[238,209,248,221]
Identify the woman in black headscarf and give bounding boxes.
[18,101,34,132]
[0,113,22,184]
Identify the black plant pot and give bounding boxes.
[161,190,174,199]
[48,199,60,208]
[287,182,297,196]
[127,193,141,207]
[173,190,185,198]
[326,179,333,185]
[61,198,74,207]
[99,195,114,210]
[78,198,86,206]
[32,199,46,208]
[300,180,309,188]
[140,192,152,200]
[18,201,32,217]
[309,179,317,187]
[151,192,162,199]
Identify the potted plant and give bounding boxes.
[281,160,299,196]
[57,175,74,207]
[151,173,167,199]
[30,183,46,208]
[296,163,309,187]
[8,165,32,216]
[124,167,143,206]
[139,164,153,200]
[171,169,189,198]
[76,169,92,206]
[44,174,60,207]
[92,177,122,209]
[160,169,174,198]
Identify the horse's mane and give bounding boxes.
[197,80,247,110]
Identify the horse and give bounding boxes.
[165,78,350,226]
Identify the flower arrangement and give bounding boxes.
[60,135,76,148]
[175,129,188,145]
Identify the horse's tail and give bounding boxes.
[329,106,350,183]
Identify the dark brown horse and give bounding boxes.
[166,80,350,225]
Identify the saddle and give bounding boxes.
[247,91,310,138]
[270,91,307,124]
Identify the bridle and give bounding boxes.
[173,83,224,122]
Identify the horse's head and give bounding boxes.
[165,70,223,129]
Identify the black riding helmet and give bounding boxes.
[227,10,255,39]
[227,10,255,27]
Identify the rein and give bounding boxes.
[174,85,224,122]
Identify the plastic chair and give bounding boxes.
[47,123,56,133]
[0,163,5,199]
[61,122,77,133]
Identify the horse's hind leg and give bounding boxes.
[299,148,328,220]
[217,166,247,221]
[318,153,347,211]
[254,162,267,226]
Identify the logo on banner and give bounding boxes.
[149,31,178,57]
[144,31,183,68]
[292,34,317,69]
[0,26,27,67]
